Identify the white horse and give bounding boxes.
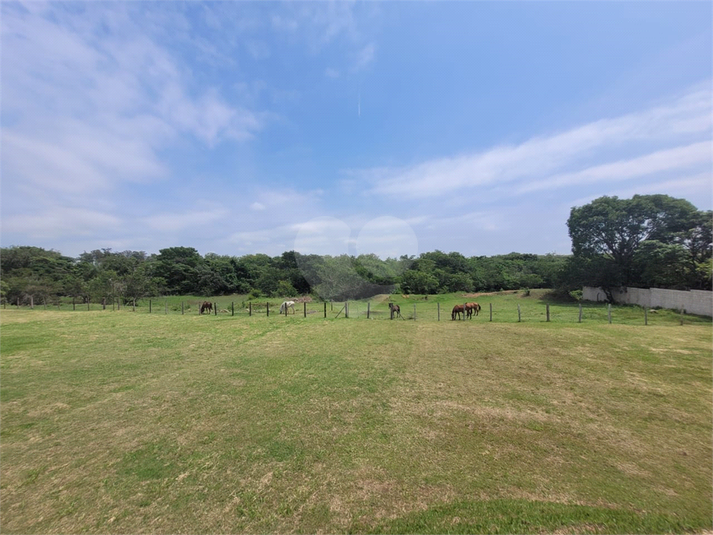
[280,300,296,314]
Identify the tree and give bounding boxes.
[567,195,700,292]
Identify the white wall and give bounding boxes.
[583,287,713,317]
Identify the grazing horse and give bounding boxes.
[465,302,481,318]
[280,300,296,314]
[200,301,213,315]
[452,304,465,320]
[389,302,402,319]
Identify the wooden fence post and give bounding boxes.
[182,302,184,315]
[87,299,90,311]
[367,302,370,319]
[103,298,106,311]
[489,303,493,322]
[546,304,550,322]
[324,302,327,318]
[165,300,168,314]
[345,301,349,319]
[437,302,440,321]
[133,298,136,312]
[73,297,76,311]
[608,304,612,324]
[517,304,521,322]
[578,304,583,323]
[214,303,217,316]
[266,302,269,317]
[249,302,252,316]
[232,302,234,316]
[644,307,647,326]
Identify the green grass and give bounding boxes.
[8,289,709,327]
[1,294,711,533]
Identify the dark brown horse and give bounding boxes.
[389,302,402,319]
[452,304,465,320]
[465,302,481,318]
[200,301,213,315]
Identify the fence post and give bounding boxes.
[214,303,217,316]
[546,304,550,322]
[517,304,521,322]
[133,298,136,312]
[608,304,612,324]
[489,303,493,322]
[232,302,234,316]
[73,297,76,311]
[304,301,307,318]
[345,301,349,319]
[87,299,90,311]
[149,300,152,314]
[266,302,269,317]
[437,302,440,321]
[578,304,583,323]
[324,302,327,318]
[182,302,184,315]
[367,302,370,319]
[249,302,252,316]
[103,298,106,311]
[644,307,647,326]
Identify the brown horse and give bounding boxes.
[389,302,402,319]
[200,301,213,315]
[452,304,465,320]
[465,302,481,318]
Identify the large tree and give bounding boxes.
[567,194,708,295]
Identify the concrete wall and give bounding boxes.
[583,287,713,317]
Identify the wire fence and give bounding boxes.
[3,296,710,327]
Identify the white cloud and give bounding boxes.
[358,86,711,200]
[353,43,376,71]
[518,141,712,194]
[141,208,230,233]
[1,208,122,240]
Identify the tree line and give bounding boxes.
[1,194,710,305]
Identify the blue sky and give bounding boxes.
[2,1,711,260]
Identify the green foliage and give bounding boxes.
[565,194,711,294]
[2,197,708,304]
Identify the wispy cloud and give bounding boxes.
[1,2,265,202]
[357,86,711,200]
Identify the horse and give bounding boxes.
[452,304,465,320]
[465,302,481,318]
[389,302,402,319]
[280,300,296,315]
[200,301,213,315]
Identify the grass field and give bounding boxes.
[1,291,711,533]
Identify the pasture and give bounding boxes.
[1,293,711,533]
